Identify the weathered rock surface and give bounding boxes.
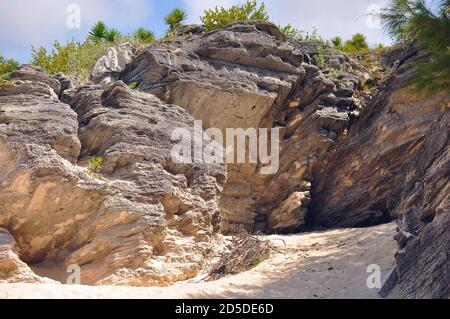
[394,210,449,299]
[0,23,447,297]
[311,48,449,228]
[122,21,370,233]
[91,42,135,86]
[0,228,55,283]
[0,65,226,285]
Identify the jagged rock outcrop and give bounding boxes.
[121,21,371,233]
[0,65,226,285]
[91,42,135,85]
[311,48,449,227]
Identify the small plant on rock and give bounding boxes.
[280,24,304,40]
[128,82,138,89]
[88,155,104,173]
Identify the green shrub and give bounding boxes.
[331,36,343,50]
[31,40,106,81]
[341,33,369,53]
[105,28,121,43]
[0,55,19,89]
[133,28,156,44]
[0,55,19,77]
[88,156,104,173]
[315,45,325,68]
[165,8,188,36]
[128,82,138,89]
[280,24,304,40]
[201,0,269,31]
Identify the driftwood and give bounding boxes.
[205,232,284,281]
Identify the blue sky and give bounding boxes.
[0,0,392,63]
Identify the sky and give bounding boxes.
[0,0,392,63]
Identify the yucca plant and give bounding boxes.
[88,21,109,42]
[165,8,188,35]
[133,27,156,44]
[381,0,450,95]
[106,28,121,43]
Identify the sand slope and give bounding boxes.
[0,223,397,299]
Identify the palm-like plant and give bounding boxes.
[133,27,156,44]
[165,8,188,34]
[106,28,121,43]
[89,21,109,42]
[381,0,450,94]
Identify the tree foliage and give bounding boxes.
[381,0,450,94]
[201,0,269,31]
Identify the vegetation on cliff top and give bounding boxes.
[381,0,450,95]
[0,55,19,88]
[165,8,189,36]
[201,0,269,31]
[25,0,448,97]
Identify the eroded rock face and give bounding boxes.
[0,228,55,283]
[91,42,135,86]
[0,65,226,285]
[394,212,450,299]
[311,49,449,228]
[122,21,370,233]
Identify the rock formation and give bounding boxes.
[91,42,135,86]
[311,48,448,228]
[0,22,447,298]
[0,65,226,286]
[0,228,56,283]
[121,21,372,233]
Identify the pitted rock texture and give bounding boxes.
[0,65,226,285]
[122,21,371,233]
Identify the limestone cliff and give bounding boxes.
[0,22,447,298]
